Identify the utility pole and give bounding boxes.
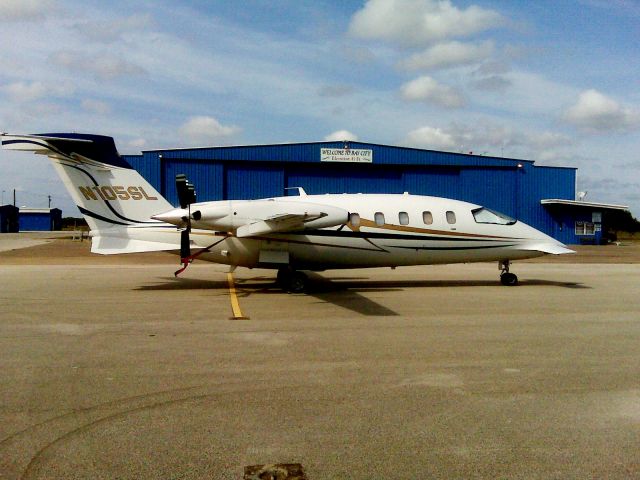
[13,188,16,206]
[48,195,51,208]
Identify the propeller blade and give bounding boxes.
[176,174,196,271]
[176,174,196,209]
[180,229,191,260]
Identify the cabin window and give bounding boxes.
[399,211,409,225]
[472,207,516,225]
[446,211,456,224]
[422,211,433,225]
[374,212,385,226]
[349,212,360,227]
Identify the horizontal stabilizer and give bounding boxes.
[91,235,179,255]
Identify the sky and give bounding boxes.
[1,0,639,216]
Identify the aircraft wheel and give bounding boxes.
[500,272,518,286]
[276,268,291,287]
[288,271,308,293]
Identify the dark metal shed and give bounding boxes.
[18,208,62,231]
[0,204,19,233]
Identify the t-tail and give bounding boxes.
[1,133,181,254]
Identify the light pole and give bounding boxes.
[1,190,4,205]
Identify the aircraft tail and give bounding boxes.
[1,133,179,254]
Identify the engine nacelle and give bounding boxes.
[152,199,349,235]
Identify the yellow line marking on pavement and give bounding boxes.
[227,273,249,320]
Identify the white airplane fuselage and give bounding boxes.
[117,193,569,270]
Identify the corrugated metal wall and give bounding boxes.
[162,160,224,205]
[126,152,162,188]
[459,168,518,215]
[286,164,403,195]
[19,213,51,231]
[401,167,461,199]
[0,206,19,233]
[227,164,284,199]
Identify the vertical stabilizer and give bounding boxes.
[1,133,172,231]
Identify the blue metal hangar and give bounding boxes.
[123,141,628,245]
[18,207,63,231]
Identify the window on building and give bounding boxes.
[349,213,360,227]
[575,221,595,235]
[399,211,409,225]
[446,211,456,224]
[422,211,433,225]
[374,212,385,226]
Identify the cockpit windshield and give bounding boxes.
[472,207,516,225]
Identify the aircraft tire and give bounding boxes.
[288,271,307,293]
[276,268,290,287]
[500,272,518,286]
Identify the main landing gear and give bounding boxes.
[276,267,308,293]
[499,260,518,286]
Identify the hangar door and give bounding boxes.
[225,164,285,199]
[286,164,403,195]
[402,167,461,198]
[163,159,224,205]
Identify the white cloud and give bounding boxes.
[471,75,511,92]
[324,130,359,141]
[73,14,153,43]
[400,76,466,108]
[405,126,456,149]
[401,40,494,70]
[562,89,640,133]
[80,99,111,115]
[318,85,355,97]
[1,80,73,102]
[1,81,48,102]
[178,116,241,146]
[128,138,147,149]
[349,0,504,47]
[1,0,55,21]
[405,121,573,158]
[50,51,146,79]
[471,70,578,116]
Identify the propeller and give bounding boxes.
[175,174,197,268]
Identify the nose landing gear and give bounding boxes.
[499,260,518,286]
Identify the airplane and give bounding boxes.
[1,132,574,292]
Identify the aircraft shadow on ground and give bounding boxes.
[234,275,402,316]
[136,274,590,292]
[135,277,230,291]
[308,278,592,290]
[135,274,590,317]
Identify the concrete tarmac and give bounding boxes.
[0,241,639,479]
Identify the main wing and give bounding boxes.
[236,211,332,237]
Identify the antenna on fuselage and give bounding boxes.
[285,187,307,197]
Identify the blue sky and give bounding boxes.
[1,0,639,215]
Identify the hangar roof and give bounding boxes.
[541,199,629,211]
[18,207,62,214]
[139,141,569,170]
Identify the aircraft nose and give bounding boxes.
[151,208,188,225]
[519,222,575,254]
